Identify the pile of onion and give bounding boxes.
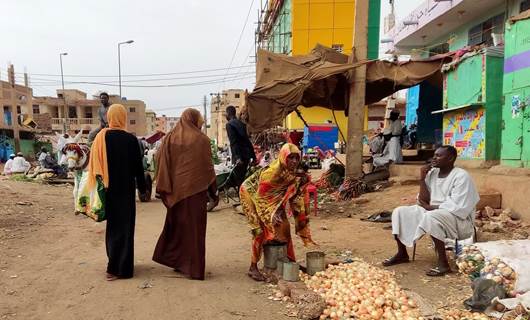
[456,245,485,276]
[481,257,517,297]
[301,260,421,320]
[457,246,518,297]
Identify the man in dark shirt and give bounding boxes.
[225,105,256,187]
[88,92,111,144]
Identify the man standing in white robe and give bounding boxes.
[383,145,479,276]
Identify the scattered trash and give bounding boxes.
[16,201,32,206]
[138,280,153,289]
[9,275,18,279]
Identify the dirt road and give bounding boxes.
[0,179,473,319]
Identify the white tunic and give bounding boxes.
[373,137,403,167]
[11,157,30,174]
[391,167,480,247]
[3,158,13,175]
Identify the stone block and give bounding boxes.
[476,192,502,210]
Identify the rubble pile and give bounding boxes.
[475,207,530,240]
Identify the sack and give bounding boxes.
[75,172,106,222]
[464,278,506,311]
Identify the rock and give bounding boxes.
[476,192,502,210]
[513,231,529,240]
[505,219,522,228]
[509,211,522,221]
[482,222,502,233]
[484,206,495,218]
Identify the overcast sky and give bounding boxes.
[1,0,422,117]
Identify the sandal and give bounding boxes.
[106,273,119,281]
[426,267,451,277]
[382,255,410,267]
[247,270,266,282]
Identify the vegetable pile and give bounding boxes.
[457,245,518,297]
[301,260,422,319]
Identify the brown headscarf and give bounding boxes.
[155,108,215,208]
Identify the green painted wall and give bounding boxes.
[367,0,381,60]
[501,17,530,167]
[443,54,504,160]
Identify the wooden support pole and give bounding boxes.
[345,0,370,178]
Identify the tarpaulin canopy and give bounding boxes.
[246,44,452,132]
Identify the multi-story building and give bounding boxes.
[208,89,245,147]
[256,0,381,138]
[145,109,157,135]
[0,65,46,159]
[383,0,528,166]
[155,115,180,133]
[33,90,147,136]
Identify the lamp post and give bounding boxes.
[118,40,134,98]
[59,52,68,133]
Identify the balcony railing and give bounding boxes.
[52,118,97,125]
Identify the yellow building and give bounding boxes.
[258,0,380,139]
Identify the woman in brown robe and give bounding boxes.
[152,108,218,280]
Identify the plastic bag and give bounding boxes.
[464,278,506,312]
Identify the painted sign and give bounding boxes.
[443,107,486,159]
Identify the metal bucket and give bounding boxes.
[306,251,326,276]
[282,261,300,282]
[276,257,289,276]
[263,244,287,269]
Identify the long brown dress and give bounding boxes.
[152,109,216,280]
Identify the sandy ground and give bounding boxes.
[0,178,477,320]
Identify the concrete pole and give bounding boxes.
[203,95,208,134]
[345,0,370,178]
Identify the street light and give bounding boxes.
[118,40,134,98]
[59,52,68,133]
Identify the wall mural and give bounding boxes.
[443,107,486,159]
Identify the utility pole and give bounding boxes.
[209,92,228,144]
[59,52,68,133]
[345,0,370,178]
[118,40,134,98]
[203,95,208,134]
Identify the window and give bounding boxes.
[130,119,136,125]
[130,107,136,113]
[234,93,240,99]
[468,13,505,46]
[521,0,530,12]
[332,44,344,53]
[16,106,21,114]
[52,106,59,118]
[32,105,40,114]
[85,106,93,119]
[68,106,77,118]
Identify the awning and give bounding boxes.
[245,44,452,132]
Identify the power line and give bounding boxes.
[220,0,256,89]
[30,74,255,88]
[26,68,255,84]
[12,65,255,78]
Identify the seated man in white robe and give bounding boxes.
[382,145,479,276]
